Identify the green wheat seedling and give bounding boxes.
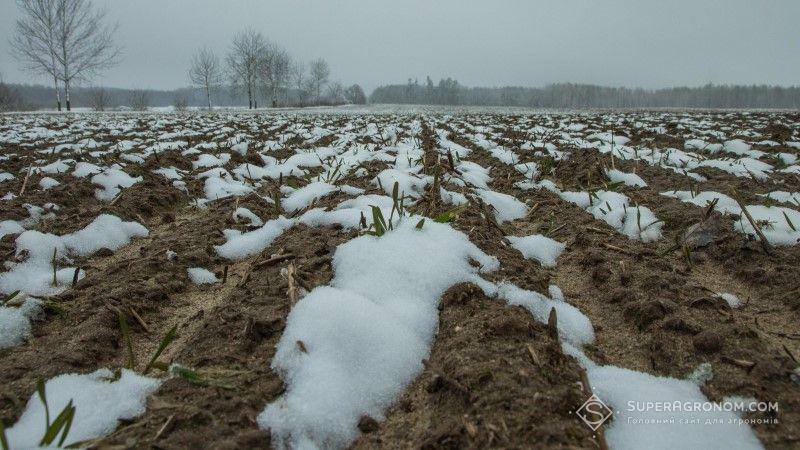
[35,379,76,448]
[783,211,796,231]
[434,204,468,223]
[368,206,388,237]
[143,325,178,375]
[117,312,136,370]
[387,181,407,224]
[317,159,344,184]
[2,291,20,306]
[169,365,234,390]
[636,204,642,233]
[764,154,788,170]
[605,181,625,192]
[272,191,282,217]
[704,198,719,220]
[587,190,596,207]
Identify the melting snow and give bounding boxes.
[259,219,499,449]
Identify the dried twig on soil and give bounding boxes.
[585,226,613,236]
[721,356,756,369]
[254,252,295,269]
[153,414,175,441]
[601,243,633,255]
[526,343,541,366]
[109,191,123,206]
[128,306,150,333]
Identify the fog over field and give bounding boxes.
[1,0,799,110]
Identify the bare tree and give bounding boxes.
[173,93,189,112]
[88,86,109,111]
[53,0,119,111]
[308,58,329,106]
[0,74,28,112]
[258,42,290,107]
[326,81,345,105]
[345,84,367,105]
[290,61,307,106]
[10,0,63,110]
[189,46,222,109]
[129,89,148,111]
[227,29,266,109]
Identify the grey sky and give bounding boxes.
[1,0,798,93]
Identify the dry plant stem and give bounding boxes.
[731,190,771,254]
[19,164,33,196]
[287,262,298,306]
[551,306,609,450]
[547,307,558,341]
[579,369,610,450]
[71,267,81,287]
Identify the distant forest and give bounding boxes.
[2,79,800,111]
[370,78,800,109]
[0,82,364,111]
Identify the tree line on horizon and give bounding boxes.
[369,77,800,109]
[5,79,799,111]
[0,81,369,111]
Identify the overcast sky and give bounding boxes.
[1,0,798,93]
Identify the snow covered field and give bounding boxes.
[0,108,798,449]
